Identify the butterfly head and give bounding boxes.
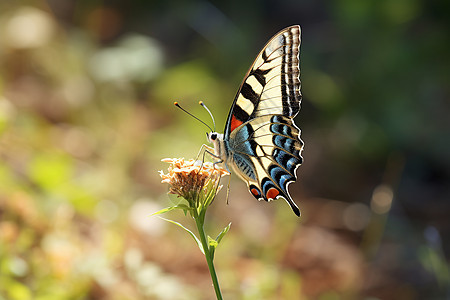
[206,132,223,143]
[207,132,215,142]
[207,131,224,157]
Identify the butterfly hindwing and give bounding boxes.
[228,115,303,216]
[222,25,303,216]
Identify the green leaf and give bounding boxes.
[208,223,231,260]
[150,204,192,217]
[158,217,204,254]
[204,179,220,206]
[215,222,232,244]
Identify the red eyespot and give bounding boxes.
[251,188,260,197]
[266,188,279,200]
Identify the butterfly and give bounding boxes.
[205,25,303,216]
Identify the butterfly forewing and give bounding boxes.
[222,25,303,216]
[224,26,301,138]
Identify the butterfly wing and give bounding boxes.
[223,25,303,216]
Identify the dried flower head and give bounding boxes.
[159,158,229,210]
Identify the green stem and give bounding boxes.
[194,209,223,300]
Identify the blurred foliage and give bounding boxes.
[0,0,449,299]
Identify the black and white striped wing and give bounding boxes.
[224,25,303,216]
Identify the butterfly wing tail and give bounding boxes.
[283,193,300,217]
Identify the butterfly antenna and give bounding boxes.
[199,101,216,132]
[174,102,213,132]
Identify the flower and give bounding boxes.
[158,158,230,299]
[159,158,229,210]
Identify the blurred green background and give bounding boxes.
[0,0,449,299]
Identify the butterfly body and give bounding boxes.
[207,25,303,216]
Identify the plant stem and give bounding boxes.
[194,210,223,300]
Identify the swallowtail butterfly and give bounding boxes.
[207,25,303,216]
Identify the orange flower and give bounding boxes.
[159,158,229,208]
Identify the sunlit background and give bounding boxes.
[0,0,449,299]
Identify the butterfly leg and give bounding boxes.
[195,144,230,204]
[196,144,224,165]
[195,144,216,162]
[195,144,225,175]
[204,149,227,172]
[225,173,231,205]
